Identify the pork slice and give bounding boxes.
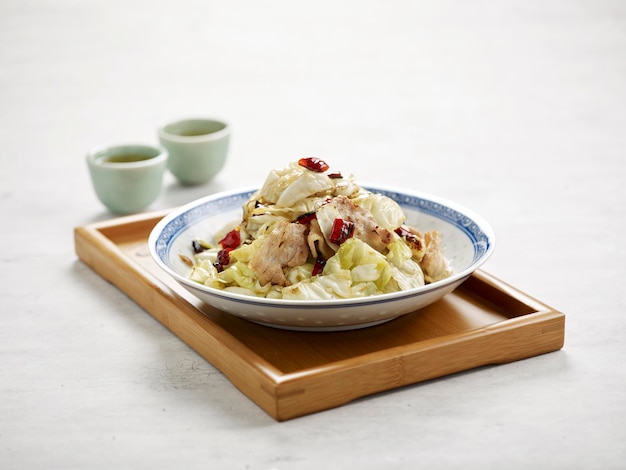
[405,227,425,262]
[420,230,452,283]
[333,195,393,252]
[249,220,310,286]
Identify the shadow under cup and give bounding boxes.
[158,118,230,186]
[87,144,167,214]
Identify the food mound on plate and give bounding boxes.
[185,158,452,299]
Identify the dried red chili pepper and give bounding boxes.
[296,211,317,224]
[395,226,420,245]
[218,229,241,250]
[214,248,233,272]
[191,240,206,254]
[298,157,329,173]
[312,256,326,276]
[394,227,410,237]
[329,218,355,245]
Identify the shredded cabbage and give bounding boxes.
[351,192,406,230]
[258,161,335,207]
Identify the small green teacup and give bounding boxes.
[86,144,167,214]
[158,117,230,186]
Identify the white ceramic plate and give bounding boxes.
[149,186,495,331]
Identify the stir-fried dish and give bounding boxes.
[185,158,451,299]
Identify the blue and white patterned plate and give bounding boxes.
[148,186,495,331]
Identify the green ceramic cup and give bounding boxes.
[86,144,167,214]
[158,117,230,186]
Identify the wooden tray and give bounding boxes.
[74,211,565,421]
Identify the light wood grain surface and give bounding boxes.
[74,213,564,421]
[1,0,625,468]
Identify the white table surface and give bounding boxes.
[1,1,625,468]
